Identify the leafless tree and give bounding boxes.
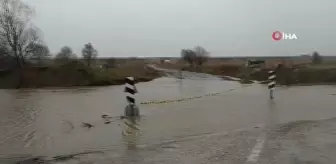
[0,0,43,68]
[26,43,50,66]
[194,46,209,67]
[181,49,196,67]
[312,51,322,64]
[55,46,77,64]
[181,46,209,67]
[82,42,98,67]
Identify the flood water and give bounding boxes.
[1,71,336,164]
[0,74,241,162]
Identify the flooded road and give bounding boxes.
[1,70,336,164]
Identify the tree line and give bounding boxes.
[0,0,98,68]
[181,46,209,67]
[54,43,98,67]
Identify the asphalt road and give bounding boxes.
[1,69,336,164]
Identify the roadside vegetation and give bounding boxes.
[161,50,336,86]
[0,59,161,88]
[240,52,336,85]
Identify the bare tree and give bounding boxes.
[181,49,196,67]
[56,46,76,59]
[194,46,209,67]
[0,0,42,68]
[82,42,98,67]
[26,43,50,66]
[312,51,322,64]
[55,46,76,64]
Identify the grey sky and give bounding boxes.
[24,0,335,57]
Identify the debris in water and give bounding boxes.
[82,122,94,128]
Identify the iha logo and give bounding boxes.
[272,31,298,41]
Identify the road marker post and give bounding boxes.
[124,77,140,117]
[268,71,276,99]
[122,77,141,148]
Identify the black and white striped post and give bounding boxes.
[268,71,276,99]
[124,77,140,117]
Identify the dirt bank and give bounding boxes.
[0,61,161,89]
[157,63,336,85]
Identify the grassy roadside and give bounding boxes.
[0,61,162,89]
[3,60,335,88]
[90,65,161,86]
[247,66,336,85]
[158,63,336,85]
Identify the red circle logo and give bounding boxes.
[272,31,282,41]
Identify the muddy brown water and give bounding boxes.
[1,72,336,164]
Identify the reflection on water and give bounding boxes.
[49,87,99,94]
[122,117,141,150]
[267,99,279,129]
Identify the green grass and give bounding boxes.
[242,66,336,85]
[305,63,336,69]
[0,61,161,89]
[89,65,160,86]
[159,62,336,85]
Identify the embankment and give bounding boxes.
[157,63,336,85]
[0,61,161,89]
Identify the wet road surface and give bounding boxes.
[1,69,336,164]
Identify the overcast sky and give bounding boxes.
[23,0,335,57]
